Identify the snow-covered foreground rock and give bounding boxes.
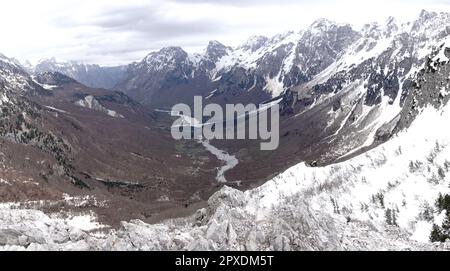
[2,104,450,250]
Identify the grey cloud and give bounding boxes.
[43,2,233,64]
[39,1,326,65]
[54,4,226,39]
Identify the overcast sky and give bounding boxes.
[0,0,449,66]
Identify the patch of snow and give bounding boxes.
[45,106,68,114]
[205,89,218,100]
[411,221,433,243]
[0,178,12,186]
[264,75,285,97]
[432,39,450,64]
[66,215,103,232]
[75,95,124,118]
[0,93,10,105]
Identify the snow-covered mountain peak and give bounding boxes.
[383,16,399,37]
[35,58,95,75]
[36,57,77,68]
[204,40,231,62]
[309,18,339,31]
[306,18,356,40]
[0,53,22,69]
[207,40,227,49]
[360,19,399,40]
[37,57,57,65]
[418,9,438,22]
[237,35,269,52]
[143,46,189,71]
[151,46,186,57]
[411,10,449,34]
[33,58,127,89]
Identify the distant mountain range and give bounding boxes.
[33,58,127,89]
[26,10,449,108]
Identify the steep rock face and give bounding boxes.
[196,41,232,73]
[394,37,450,132]
[304,10,450,106]
[213,22,450,189]
[290,19,361,84]
[284,11,450,161]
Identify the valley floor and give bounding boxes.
[1,104,450,250]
